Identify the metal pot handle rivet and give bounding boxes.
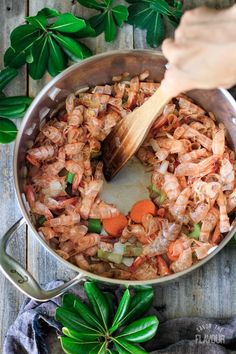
[0,218,85,302]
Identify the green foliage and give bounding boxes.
[126,0,183,47]
[4,8,93,79]
[55,282,158,354]
[0,68,33,144]
[77,0,129,42]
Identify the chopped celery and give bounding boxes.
[67,172,75,184]
[124,245,142,257]
[88,219,102,234]
[90,151,102,159]
[38,215,46,225]
[97,249,123,264]
[188,223,201,239]
[149,184,167,205]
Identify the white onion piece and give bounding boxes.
[75,86,90,95]
[113,242,125,255]
[149,138,160,152]
[122,257,134,267]
[159,160,169,174]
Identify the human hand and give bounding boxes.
[161,5,236,97]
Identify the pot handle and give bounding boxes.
[0,218,85,302]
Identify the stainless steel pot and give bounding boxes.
[1,50,236,302]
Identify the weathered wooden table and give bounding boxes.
[1,0,236,352]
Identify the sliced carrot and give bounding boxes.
[130,199,156,223]
[156,256,171,276]
[167,239,184,261]
[103,213,128,237]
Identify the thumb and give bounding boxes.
[161,66,196,97]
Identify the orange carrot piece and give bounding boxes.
[103,213,128,237]
[130,199,156,223]
[156,256,171,276]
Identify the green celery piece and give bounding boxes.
[67,172,75,184]
[88,219,102,234]
[38,215,46,225]
[97,249,123,264]
[124,245,142,257]
[188,224,201,239]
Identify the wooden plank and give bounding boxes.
[0,0,27,351]
[133,0,236,319]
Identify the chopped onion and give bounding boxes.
[122,257,134,267]
[75,86,90,95]
[149,138,160,152]
[159,160,169,174]
[113,242,125,255]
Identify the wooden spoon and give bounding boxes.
[102,86,172,180]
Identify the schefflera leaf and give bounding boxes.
[116,315,159,343]
[4,7,93,78]
[0,118,18,144]
[77,0,128,42]
[127,0,182,47]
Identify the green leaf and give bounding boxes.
[0,96,33,106]
[26,14,47,30]
[71,20,97,38]
[79,0,127,42]
[146,12,165,47]
[117,315,159,343]
[110,289,131,333]
[10,24,40,52]
[55,307,102,335]
[103,292,116,326]
[29,35,49,80]
[114,339,147,354]
[53,33,92,60]
[0,117,17,144]
[37,8,60,18]
[112,5,129,27]
[62,327,100,341]
[128,3,153,29]
[0,104,27,119]
[89,13,106,36]
[89,342,106,354]
[84,282,109,330]
[150,0,173,16]
[73,297,106,332]
[60,337,99,354]
[0,67,18,91]
[115,288,154,328]
[104,12,117,42]
[127,0,182,47]
[4,47,27,69]
[77,0,107,10]
[62,293,78,310]
[47,36,67,76]
[50,13,86,33]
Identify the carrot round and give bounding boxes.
[130,199,156,223]
[103,214,128,237]
[167,240,184,261]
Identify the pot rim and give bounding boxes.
[13,49,236,285]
